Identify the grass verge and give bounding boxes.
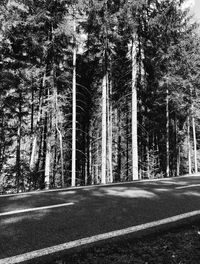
[49,222,200,264]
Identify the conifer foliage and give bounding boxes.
[0,0,200,192]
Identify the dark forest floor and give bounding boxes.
[52,222,200,264]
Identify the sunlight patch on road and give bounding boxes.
[1,211,48,225]
[159,181,188,186]
[154,188,169,192]
[58,191,76,195]
[180,191,200,197]
[176,184,200,190]
[101,187,157,199]
[0,203,74,217]
[1,210,200,264]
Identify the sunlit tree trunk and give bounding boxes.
[31,81,34,135]
[131,35,139,180]
[0,114,5,173]
[188,116,192,174]
[114,108,118,182]
[101,74,107,184]
[126,101,129,180]
[44,77,50,189]
[117,108,121,181]
[16,91,22,192]
[52,129,57,187]
[177,145,180,176]
[55,95,64,187]
[175,117,180,177]
[30,73,45,170]
[166,87,170,177]
[44,137,50,189]
[71,17,77,187]
[89,129,93,184]
[146,134,150,178]
[85,129,89,185]
[192,113,197,173]
[108,79,113,183]
[53,57,64,187]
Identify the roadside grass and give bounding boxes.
[51,222,200,264]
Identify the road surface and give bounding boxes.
[1,175,200,263]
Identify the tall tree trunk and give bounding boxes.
[146,134,150,178]
[16,91,22,192]
[44,84,51,189]
[57,126,64,186]
[44,137,51,189]
[101,74,107,184]
[0,115,5,173]
[35,129,43,189]
[71,17,77,187]
[177,145,180,177]
[53,61,64,187]
[117,108,121,181]
[192,114,198,173]
[30,73,45,170]
[175,117,180,177]
[166,87,170,177]
[126,101,129,180]
[52,129,57,188]
[89,129,93,184]
[131,35,139,180]
[85,128,89,185]
[188,116,192,174]
[31,81,34,135]
[108,78,113,183]
[114,108,118,182]
[43,83,50,189]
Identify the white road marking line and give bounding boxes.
[1,209,200,264]
[0,203,74,217]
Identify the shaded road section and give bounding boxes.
[1,175,200,261]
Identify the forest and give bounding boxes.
[0,0,200,193]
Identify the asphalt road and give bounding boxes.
[1,175,200,262]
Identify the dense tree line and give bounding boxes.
[0,0,200,192]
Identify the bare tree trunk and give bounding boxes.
[131,35,139,180]
[146,134,150,178]
[101,74,107,184]
[0,115,6,173]
[108,79,113,183]
[30,72,45,170]
[35,129,43,189]
[126,102,129,180]
[30,137,37,170]
[44,137,50,189]
[177,146,180,177]
[71,17,76,187]
[114,108,118,182]
[16,91,22,192]
[85,129,89,185]
[52,130,57,187]
[188,116,192,174]
[16,126,21,192]
[31,82,34,135]
[166,87,170,177]
[175,117,180,177]
[89,129,93,184]
[44,81,50,189]
[54,70,64,187]
[192,114,198,173]
[57,126,64,186]
[117,108,121,181]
